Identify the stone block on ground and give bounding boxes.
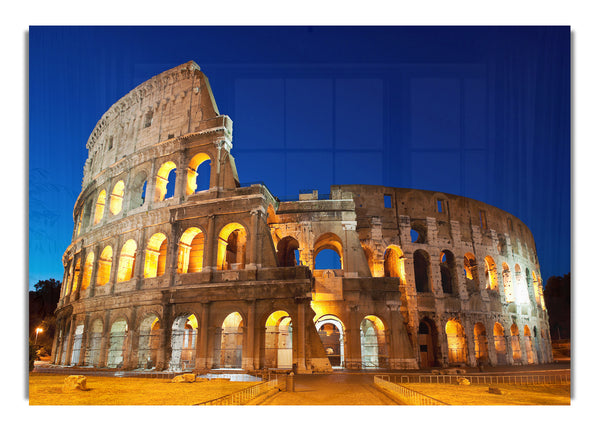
[171,373,196,383]
[488,386,503,395]
[62,375,87,392]
[457,377,471,385]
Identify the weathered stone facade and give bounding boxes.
[51,61,552,373]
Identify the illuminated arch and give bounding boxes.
[71,257,81,293]
[315,314,345,368]
[177,227,205,273]
[137,315,160,369]
[170,314,198,371]
[514,264,528,303]
[523,325,535,364]
[277,236,300,267]
[186,152,211,195]
[215,312,244,369]
[360,315,388,369]
[116,239,137,282]
[154,161,177,202]
[107,318,128,368]
[502,262,514,302]
[84,319,103,366]
[264,310,293,369]
[144,233,167,278]
[109,180,125,215]
[473,322,489,361]
[93,189,106,225]
[445,320,467,364]
[81,252,94,291]
[217,223,247,270]
[96,246,113,286]
[384,245,405,283]
[510,324,521,361]
[463,253,479,292]
[493,322,507,365]
[484,256,498,290]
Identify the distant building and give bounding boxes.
[52,61,552,372]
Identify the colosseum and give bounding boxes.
[51,61,552,374]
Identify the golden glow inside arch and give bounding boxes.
[71,258,81,293]
[217,223,247,270]
[116,239,137,282]
[266,310,291,328]
[81,252,94,290]
[363,315,386,332]
[484,255,498,290]
[154,161,176,202]
[186,152,211,195]
[223,312,243,329]
[144,233,167,278]
[96,246,113,286]
[177,227,205,273]
[384,245,405,283]
[109,180,125,215]
[93,190,106,225]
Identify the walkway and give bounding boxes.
[260,373,400,405]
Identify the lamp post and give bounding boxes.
[34,327,43,344]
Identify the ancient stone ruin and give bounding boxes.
[51,61,552,373]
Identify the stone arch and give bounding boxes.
[71,257,81,294]
[313,232,344,270]
[84,318,103,366]
[493,322,507,365]
[109,180,125,215]
[315,314,346,368]
[177,227,205,273]
[116,239,137,283]
[170,314,198,371]
[263,310,293,369]
[144,232,168,278]
[463,252,479,293]
[81,251,94,291]
[93,189,106,225]
[473,322,489,362]
[214,311,244,369]
[440,250,458,294]
[510,323,522,362]
[418,318,439,367]
[413,249,431,293]
[384,245,405,283]
[96,245,113,286]
[217,222,247,270]
[277,236,300,267]
[532,271,545,309]
[107,318,128,368]
[186,152,211,195]
[137,314,160,369]
[410,220,427,243]
[129,170,148,209]
[502,262,514,302]
[70,322,85,365]
[445,319,467,364]
[360,315,388,369]
[154,161,177,202]
[514,264,528,303]
[484,256,498,290]
[523,325,535,364]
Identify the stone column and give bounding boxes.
[98,311,112,368]
[203,215,216,271]
[76,315,90,366]
[296,299,307,372]
[64,315,77,366]
[243,300,256,371]
[108,236,122,295]
[346,305,361,369]
[195,302,209,372]
[463,320,477,367]
[246,209,261,270]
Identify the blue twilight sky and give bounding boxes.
[28,26,570,289]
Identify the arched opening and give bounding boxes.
[360,316,388,369]
[154,161,177,202]
[445,320,467,364]
[177,227,205,273]
[410,221,427,243]
[107,319,128,368]
[214,312,244,369]
[84,319,103,366]
[70,324,84,365]
[418,319,438,367]
[473,322,489,362]
[137,316,160,369]
[463,253,479,293]
[109,180,125,215]
[523,325,535,364]
[484,256,498,290]
[116,239,137,283]
[217,223,247,270]
[93,190,106,225]
[502,263,514,302]
[129,171,148,209]
[532,271,545,309]
[440,250,457,294]
[71,258,81,294]
[277,236,300,267]
[313,233,343,270]
[186,152,211,195]
[171,314,198,372]
[514,264,528,303]
[81,252,94,291]
[60,321,70,365]
[493,322,507,365]
[64,259,73,297]
[384,245,405,283]
[96,246,113,286]
[144,233,167,278]
[315,315,345,368]
[414,250,431,293]
[362,245,375,276]
[264,311,293,369]
[510,324,522,362]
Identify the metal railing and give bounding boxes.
[194,376,281,406]
[374,376,448,406]
[380,373,570,386]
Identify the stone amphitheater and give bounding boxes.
[51,61,552,373]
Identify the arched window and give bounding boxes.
[413,249,431,293]
[144,233,167,278]
[493,322,507,365]
[510,324,521,361]
[71,258,81,293]
[130,171,148,209]
[418,319,439,367]
[484,256,498,290]
[93,190,106,225]
[138,316,160,369]
[314,233,343,270]
[514,264,528,303]
[410,221,427,243]
[473,322,489,361]
[217,223,247,270]
[177,227,205,273]
[186,153,211,195]
[116,239,137,282]
[171,314,198,371]
[109,180,125,215]
[384,245,405,283]
[154,161,177,202]
[96,246,113,286]
[264,311,293,369]
[502,262,514,302]
[277,236,300,267]
[107,319,128,368]
[463,253,479,292]
[315,315,345,368]
[85,319,103,366]
[440,250,457,294]
[81,252,94,291]
[445,320,467,364]
[215,312,244,369]
[360,316,388,369]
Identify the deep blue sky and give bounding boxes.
[28,26,570,289]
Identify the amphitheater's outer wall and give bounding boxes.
[51,61,552,374]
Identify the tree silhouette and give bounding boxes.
[29,278,61,356]
[544,272,570,340]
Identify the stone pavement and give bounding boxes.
[260,373,401,405]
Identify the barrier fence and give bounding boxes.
[194,376,282,406]
[378,373,570,386]
[374,376,448,406]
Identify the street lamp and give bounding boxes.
[34,327,43,344]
